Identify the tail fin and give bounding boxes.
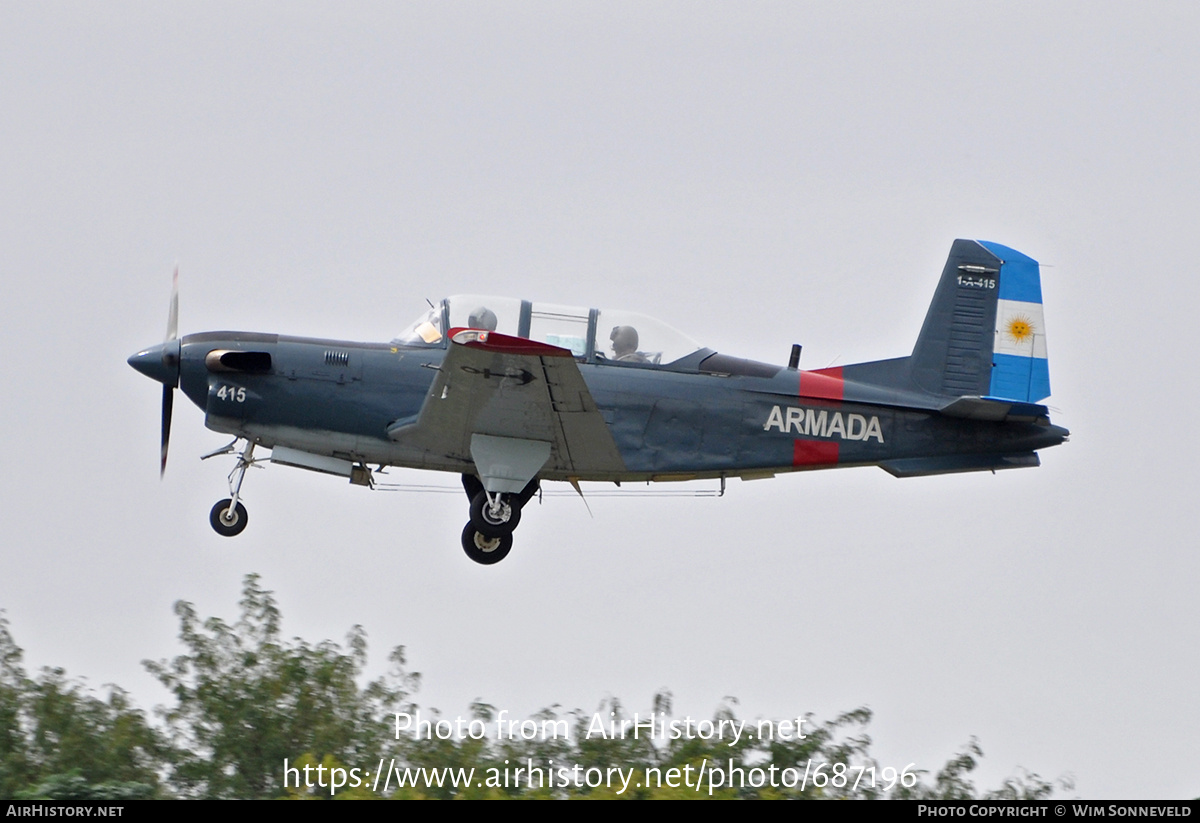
[908,239,1051,403]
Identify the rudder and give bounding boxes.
[910,239,1051,403]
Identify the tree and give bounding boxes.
[1,583,1070,800]
[0,613,163,799]
[143,574,419,799]
[0,614,32,797]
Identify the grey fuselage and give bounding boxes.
[178,331,1066,483]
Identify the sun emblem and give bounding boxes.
[1006,314,1035,343]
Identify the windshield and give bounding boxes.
[393,304,445,347]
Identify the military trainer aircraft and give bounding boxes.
[128,240,1067,564]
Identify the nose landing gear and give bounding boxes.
[204,439,261,537]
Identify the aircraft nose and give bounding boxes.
[127,340,180,387]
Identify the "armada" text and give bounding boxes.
[763,406,884,443]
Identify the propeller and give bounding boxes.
[127,267,182,477]
[165,266,179,342]
[161,268,179,477]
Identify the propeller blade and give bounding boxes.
[165,266,179,342]
[160,383,174,478]
[161,267,179,477]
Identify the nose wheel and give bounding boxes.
[210,499,248,536]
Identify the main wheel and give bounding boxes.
[469,490,521,537]
[210,499,248,537]
[461,523,512,565]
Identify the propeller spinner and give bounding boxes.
[127,268,181,476]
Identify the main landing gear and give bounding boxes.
[203,439,261,537]
[460,474,538,565]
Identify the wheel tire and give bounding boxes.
[461,522,512,565]
[469,490,521,537]
[210,499,249,537]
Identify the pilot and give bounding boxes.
[468,306,498,331]
[610,325,648,363]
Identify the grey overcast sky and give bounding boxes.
[2,1,1197,799]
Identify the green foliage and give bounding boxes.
[0,613,164,798]
[13,770,156,801]
[0,614,32,797]
[382,691,1066,800]
[0,581,1071,800]
[892,737,1072,801]
[143,574,418,798]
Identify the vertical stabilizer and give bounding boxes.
[909,240,1050,403]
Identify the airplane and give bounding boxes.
[128,239,1068,564]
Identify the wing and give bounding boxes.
[387,329,625,488]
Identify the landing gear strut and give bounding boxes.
[460,475,538,564]
[206,440,260,537]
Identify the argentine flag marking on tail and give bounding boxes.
[979,241,1052,403]
[994,299,1047,359]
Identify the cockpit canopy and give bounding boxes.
[395,295,705,368]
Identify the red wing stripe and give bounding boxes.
[447,328,574,357]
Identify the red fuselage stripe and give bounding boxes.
[799,367,844,401]
[793,439,839,466]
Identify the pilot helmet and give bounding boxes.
[468,306,498,331]
[610,325,639,353]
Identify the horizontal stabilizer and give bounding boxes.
[939,396,1049,422]
[879,452,1040,478]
